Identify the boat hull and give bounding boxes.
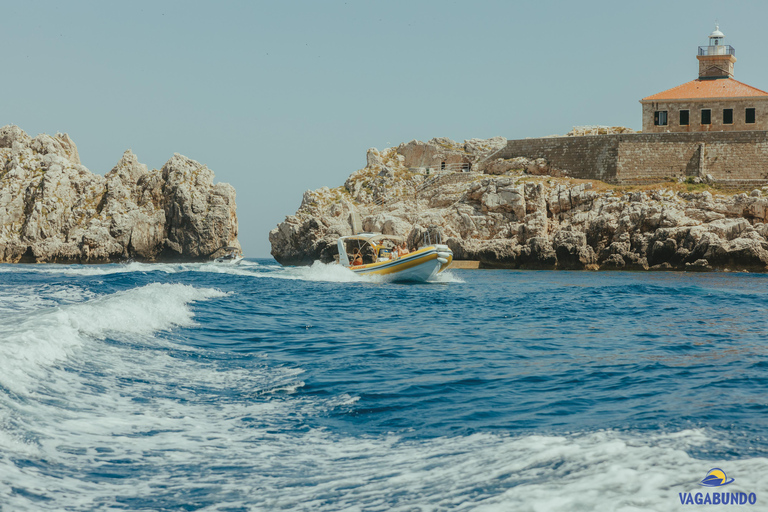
[349,245,453,282]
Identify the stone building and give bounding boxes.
[640,26,768,133]
[407,25,768,186]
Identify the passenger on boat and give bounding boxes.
[398,244,410,257]
[351,248,363,266]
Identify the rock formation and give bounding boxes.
[270,137,768,272]
[0,125,239,263]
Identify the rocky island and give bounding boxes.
[0,125,239,263]
[270,136,768,272]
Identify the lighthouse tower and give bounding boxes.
[641,24,768,132]
[697,24,736,79]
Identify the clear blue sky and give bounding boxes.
[4,0,768,257]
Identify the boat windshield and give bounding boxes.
[342,235,404,265]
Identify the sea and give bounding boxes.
[1,260,767,511]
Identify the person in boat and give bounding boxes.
[398,243,409,257]
[351,248,363,266]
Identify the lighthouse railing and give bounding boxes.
[698,45,736,56]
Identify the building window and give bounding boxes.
[680,110,689,125]
[701,109,711,125]
[654,111,668,126]
[723,109,733,124]
[746,108,756,124]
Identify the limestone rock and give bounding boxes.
[270,138,768,272]
[0,126,239,263]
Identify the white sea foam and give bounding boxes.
[0,261,169,276]
[4,393,766,512]
[1,274,763,511]
[0,285,96,313]
[0,283,226,394]
[428,269,465,284]
[0,295,764,512]
[0,260,260,277]
[0,259,458,285]
[270,260,366,282]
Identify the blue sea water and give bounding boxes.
[1,260,768,511]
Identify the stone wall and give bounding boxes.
[494,136,620,182]
[616,141,700,183]
[496,131,768,185]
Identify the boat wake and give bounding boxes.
[1,271,767,511]
[0,259,461,285]
[0,283,227,395]
[0,260,260,277]
[267,260,366,283]
[427,269,465,284]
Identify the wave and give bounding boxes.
[0,260,260,277]
[0,285,764,510]
[0,259,461,285]
[2,414,766,511]
[0,284,97,314]
[0,283,226,395]
[428,269,465,283]
[267,260,366,282]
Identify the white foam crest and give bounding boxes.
[272,260,365,282]
[0,285,97,314]
[0,283,226,394]
[428,269,465,284]
[0,261,169,276]
[0,288,50,313]
[0,332,309,510]
[3,412,766,512]
[202,428,768,511]
[194,263,264,277]
[0,260,260,277]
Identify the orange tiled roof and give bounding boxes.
[642,78,768,101]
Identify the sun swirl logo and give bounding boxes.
[679,468,757,505]
[700,468,734,487]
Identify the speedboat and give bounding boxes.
[214,247,244,265]
[337,233,453,282]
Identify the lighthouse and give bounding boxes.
[640,25,768,132]
[697,24,736,79]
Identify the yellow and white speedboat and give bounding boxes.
[337,233,453,282]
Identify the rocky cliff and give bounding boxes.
[270,137,768,272]
[0,125,239,263]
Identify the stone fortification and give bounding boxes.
[496,131,768,185]
[270,136,768,271]
[0,125,240,263]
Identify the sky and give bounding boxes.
[3,0,768,257]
